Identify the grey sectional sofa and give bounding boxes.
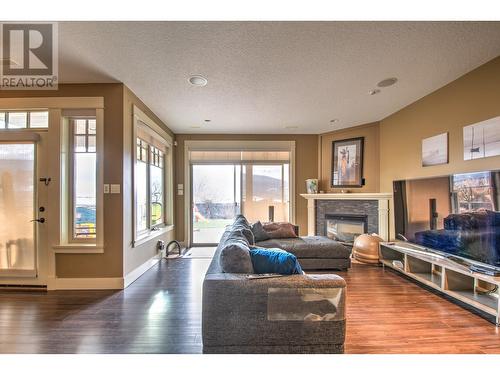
[202,225,347,354]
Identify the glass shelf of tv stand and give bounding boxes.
[380,242,500,325]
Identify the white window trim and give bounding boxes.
[67,117,98,243]
[59,109,104,249]
[132,105,174,247]
[184,140,296,246]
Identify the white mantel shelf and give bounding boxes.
[301,192,393,240]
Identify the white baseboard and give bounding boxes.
[123,255,161,288]
[47,276,124,291]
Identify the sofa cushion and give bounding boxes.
[249,247,303,275]
[256,236,351,259]
[219,230,254,273]
[232,223,255,245]
[263,222,298,239]
[233,214,251,229]
[251,221,271,242]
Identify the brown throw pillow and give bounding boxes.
[262,222,298,239]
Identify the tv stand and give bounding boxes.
[380,242,500,325]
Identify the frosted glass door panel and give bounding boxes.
[0,143,36,272]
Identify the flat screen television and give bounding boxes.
[393,170,500,269]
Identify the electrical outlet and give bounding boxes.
[103,184,110,194]
[110,184,120,194]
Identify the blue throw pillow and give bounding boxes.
[249,248,303,275]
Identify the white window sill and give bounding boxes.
[52,244,104,254]
[133,224,174,248]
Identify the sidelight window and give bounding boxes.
[70,118,97,240]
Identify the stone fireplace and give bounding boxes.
[301,193,392,241]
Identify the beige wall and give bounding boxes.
[175,134,318,240]
[122,86,176,275]
[319,122,380,193]
[380,57,500,193]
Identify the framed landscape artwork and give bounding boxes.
[463,115,500,160]
[331,137,364,187]
[422,132,448,167]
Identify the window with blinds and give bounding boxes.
[189,148,292,237]
[189,150,290,163]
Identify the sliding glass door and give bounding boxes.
[191,161,290,246]
[191,164,241,245]
[242,164,290,223]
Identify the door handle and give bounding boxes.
[31,218,45,223]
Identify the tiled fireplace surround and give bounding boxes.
[301,193,393,241]
[316,200,379,238]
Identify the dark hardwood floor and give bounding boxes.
[1,258,499,354]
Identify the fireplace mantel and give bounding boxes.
[300,193,393,240]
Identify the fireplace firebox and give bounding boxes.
[325,214,368,243]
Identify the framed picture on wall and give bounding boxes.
[331,137,364,187]
[463,115,500,160]
[422,132,448,167]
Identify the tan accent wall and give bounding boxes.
[319,122,380,193]
[0,84,125,278]
[380,57,500,193]
[122,86,176,275]
[175,134,318,240]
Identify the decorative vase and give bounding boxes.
[305,179,318,194]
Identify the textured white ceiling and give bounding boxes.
[58,21,500,134]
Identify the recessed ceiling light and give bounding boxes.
[377,77,398,87]
[188,75,208,87]
[330,119,339,124]
[204,119,211,122]
[369,89,381,96]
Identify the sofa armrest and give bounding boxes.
[202,273,346,347]
[203,272,345,291]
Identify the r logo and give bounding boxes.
[2,23,53,76]
[0,22,58,89]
